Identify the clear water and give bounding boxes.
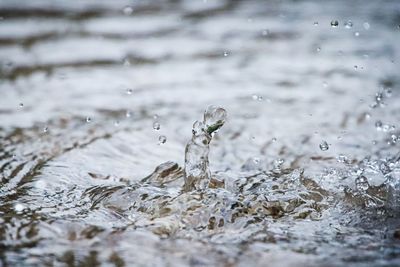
[1,0,400,266]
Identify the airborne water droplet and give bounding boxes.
[375,120,383,131]
[313,21,319,26]
[153,122,160,130]
[86,117,92,123]
[19,103,24,108]
[123,5,134,15]
[330,20,339,27]
[344,20,353,29]
[319,141,329,151]
[223,51,229,57]
[126,88,133,95]
[158,135,167,145]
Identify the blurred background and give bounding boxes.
[0,0,400,266]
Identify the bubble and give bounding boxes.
[354,31,360,37]
[344,20,353,29]
[114,121,120,127]
[272,137,277,142]
[19,103,24,107]
[313,21,319,26]
[316,47,321,52]
[319,141,329,151]
[322,81,328,88]
[355,176,369,191]
[391,134,398,144]
[126,88,133,95]
[158,135,167,145]
[126,110,132,118]
[86,117,92,123]
[363,22,370,30]
[43,126,48,133]
[153,122,161,130]
[123,6,134,15]
[330,20,339,27]
[223,51,229,57]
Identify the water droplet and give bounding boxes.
[86,117,92,123]
[322,81,328,88]
[261,29,269,36]
[384,88,392,98]
[272,137,277,142]
[375,120,383,131]
[313,21,319,26]
[19,103,24,108]
[123,5,134,15]
[355,176,369,191]
[319,141,329,151]
[363,22,370,30]
[14,203,26,213]
[223,51,229,57]
[43,126,48,133]
[391,134,398,144]
[344,20,353,29]
[153,122,160,130]
[126,88,133,95]
[252,94,263,101]
[123,57,131,66]
[354,65,358,70]
[316,47,321,52]
[330,20,339,27]
[204,106,227,133]
[354,31,360,37]
[253,157,260,164]
[126,110,132,118]
[337,154,348,163]
[158,135,167,145]
[114,121,120,127]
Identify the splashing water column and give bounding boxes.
[183,106,227,191]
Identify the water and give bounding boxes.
[1,0,400,266]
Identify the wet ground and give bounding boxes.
[1,0,400,266]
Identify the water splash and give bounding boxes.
[183,106,227,191]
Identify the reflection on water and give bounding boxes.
[0,0,400,266]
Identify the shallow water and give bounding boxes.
[1,0,400,266]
